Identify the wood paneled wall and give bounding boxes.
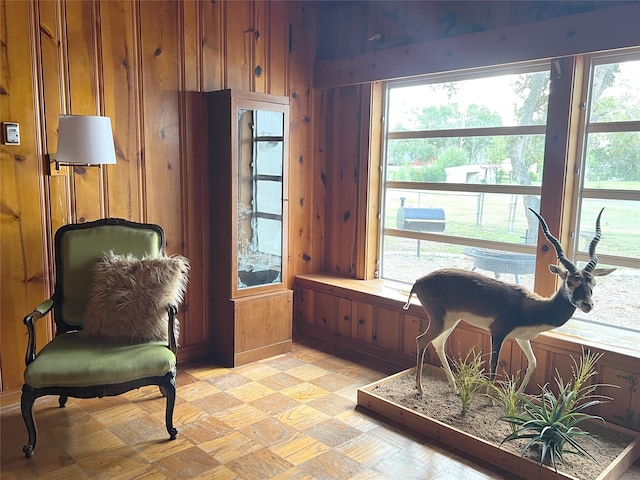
[0,0,317,392]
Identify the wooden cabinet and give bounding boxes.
[207,89,292,366]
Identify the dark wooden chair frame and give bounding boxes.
[21,218,179,458]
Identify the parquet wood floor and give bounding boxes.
[2,336,639,479]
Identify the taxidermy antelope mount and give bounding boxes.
[404,208,615,395]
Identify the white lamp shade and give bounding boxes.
[57,115,117,165]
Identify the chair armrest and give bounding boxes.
[23,299,54,366]
[166,304,178,354]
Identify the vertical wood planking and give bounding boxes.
[40,0,70,232]
[287,2,317,282]
[64,0,102,222]
[201,0,224,92]
[253,0,266,93]
[0,0,48,390]
[267,1,287,97]
[224,1,252,90]
[101,0,142,222]
[138,0,181,251]
[181,0,200,93]
[180,1,207,348]
[324,85,360,276]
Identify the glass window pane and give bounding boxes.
[255,218,282,258]
[584,132,640,189]
[388,71,549,132]
[255,180,282,215]
[381,237,535,290]
[386,190,541,245]
[589,59,640,123]
[577,199,640,259]
[386,135,545,185]
[256,142,283,176]
[256,110,284,136]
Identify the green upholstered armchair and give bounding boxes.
[21,218,188,458]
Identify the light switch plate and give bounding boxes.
[3,122,20,145]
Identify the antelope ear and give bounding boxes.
[549,264,568,278]
[591,267,616,277]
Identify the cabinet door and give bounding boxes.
[598,366,638,429]
[296,287,314,326]
[336,297,353,337]
[402,313,423,358]
[356,302,374,343]
[235,290,293,363]
[372,307,402,352]
[314,291,339,331]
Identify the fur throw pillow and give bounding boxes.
[82,252,189,343]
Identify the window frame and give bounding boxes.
[379,62,551,278]
[374,51,640,343]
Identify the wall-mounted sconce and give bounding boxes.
[49,115,116,175]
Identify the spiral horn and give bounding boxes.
[529,208,578,274]
[583,208,605,273]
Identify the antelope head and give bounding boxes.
[530,208,616,313]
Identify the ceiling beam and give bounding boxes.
[315,3,640,89]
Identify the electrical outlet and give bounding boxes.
[3,122,20,145]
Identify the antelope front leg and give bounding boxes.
[515,338,537,394]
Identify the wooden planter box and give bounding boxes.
[358,368,640,480]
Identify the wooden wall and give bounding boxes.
[0,0,318,392]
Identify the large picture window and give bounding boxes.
[379,52,640,342]
[381,64,551,292]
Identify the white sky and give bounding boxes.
[389,59,640,129]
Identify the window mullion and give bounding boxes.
[535,56,583,297]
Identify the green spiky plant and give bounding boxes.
[499,348,616,472]
[450,348,487,416]
[483,370,523,433]
[560,347,609,415]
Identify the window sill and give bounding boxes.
[553,318,640,360]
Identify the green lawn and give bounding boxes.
[386,189,639,258]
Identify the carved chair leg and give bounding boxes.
[21,386,37,458]
[163,372,178,440]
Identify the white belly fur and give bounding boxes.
[507,325,554,340]
[444,311,553,341]
[445,311,494,330]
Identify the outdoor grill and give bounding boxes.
[396,198,446,232]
